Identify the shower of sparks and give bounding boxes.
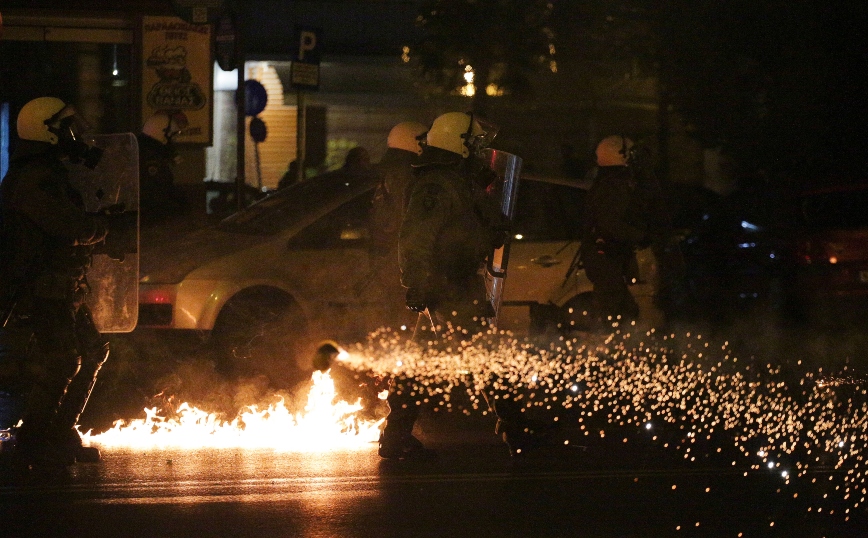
[337,321,868,520]
[83,370,383,451]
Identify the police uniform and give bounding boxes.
[368,146,423,329]
[580,164,648,324]
[399,147,494,329]
[137,132,184,225]
[379,145,532,458]
[0,139,109,467]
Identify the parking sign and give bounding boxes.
[290,26,321,91]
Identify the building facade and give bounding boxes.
[1,1,713,204]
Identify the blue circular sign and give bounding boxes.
[244,80,268,117]
[249,117,267,143]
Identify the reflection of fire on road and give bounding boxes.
[80,321,867,523]
[83,371,383,451]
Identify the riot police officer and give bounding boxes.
[370,121,428,255]
[580,135,651,327]
[0,97,116,469]
[368,121,428,327]
[378,112,542,458]
[138,110,188,225]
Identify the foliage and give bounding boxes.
[576,0,868,180]
[409,0,557,112]
[659,0,868,180]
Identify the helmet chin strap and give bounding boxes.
[460,111,481,157]
[619,133,635,167]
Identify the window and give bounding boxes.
[219,175,376,236]
[512,179,587,241]
[286,189,375,249]
[801,189,868,230]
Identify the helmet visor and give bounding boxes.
[47,104,92,140]
[461,114,498,156]
[475,116,499,148]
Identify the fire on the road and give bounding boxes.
[82,370,383,451]
[79,321,868,522]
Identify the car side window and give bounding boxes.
[801,190,868,230]
[512,180,586,241]
[286,190,375,249]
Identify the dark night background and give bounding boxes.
[3,0,867,187]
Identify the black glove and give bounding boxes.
[93,209,138,261]
[405,287,429,313]
[491,222,511,249]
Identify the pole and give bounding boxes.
[235,11,246,211]
[296,90,306,182]
[254,140,262,190]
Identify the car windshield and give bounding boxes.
[218,174,378,235]
[800,188,868,230]
[512,178,587,241]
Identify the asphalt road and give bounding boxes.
[6,308,868,537]
[1,411,865,538]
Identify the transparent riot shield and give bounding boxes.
[67,133,139,333]
[481,148,523,328]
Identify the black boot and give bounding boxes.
[378,380,435,460]
[53,427,100,463]
[52,343,108,464]
[488,394,558,457]
[13,374,75,469]
[10,426,74,470]
[378,431,435,459]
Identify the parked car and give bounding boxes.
[678,182,868,326]
[137,172,662,380]
[678,185,798,322]
[787,183,868,323]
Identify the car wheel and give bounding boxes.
[561,292,597,333]
[211,288,310,387]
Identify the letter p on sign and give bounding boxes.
[291,25,321,90]
[299,31,316,62]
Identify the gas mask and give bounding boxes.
[47,106,103,169]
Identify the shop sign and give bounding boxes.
[141,15,213,145]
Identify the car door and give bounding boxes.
[276,188,386,338]
[501,178,588,306]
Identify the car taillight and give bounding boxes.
[797,240,835,265]
[140,287,175,304]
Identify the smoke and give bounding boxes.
[87,330,317,431]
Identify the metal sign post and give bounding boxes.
[290,26,321,182]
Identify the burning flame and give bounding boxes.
[82,370,384,451]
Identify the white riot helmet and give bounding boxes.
[17,96,103,168]
[387,121,427,155]
[142,110,189,145]
[17,97,74,144]
[595,135,635,167]
[426,111,489,158]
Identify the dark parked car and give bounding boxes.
[679,182,868,325]
[788,184,868,323]
[679,185,797,321]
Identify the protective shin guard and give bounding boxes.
[382,388,420,440]
[16,373,74,447]
[55,343,109,433]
